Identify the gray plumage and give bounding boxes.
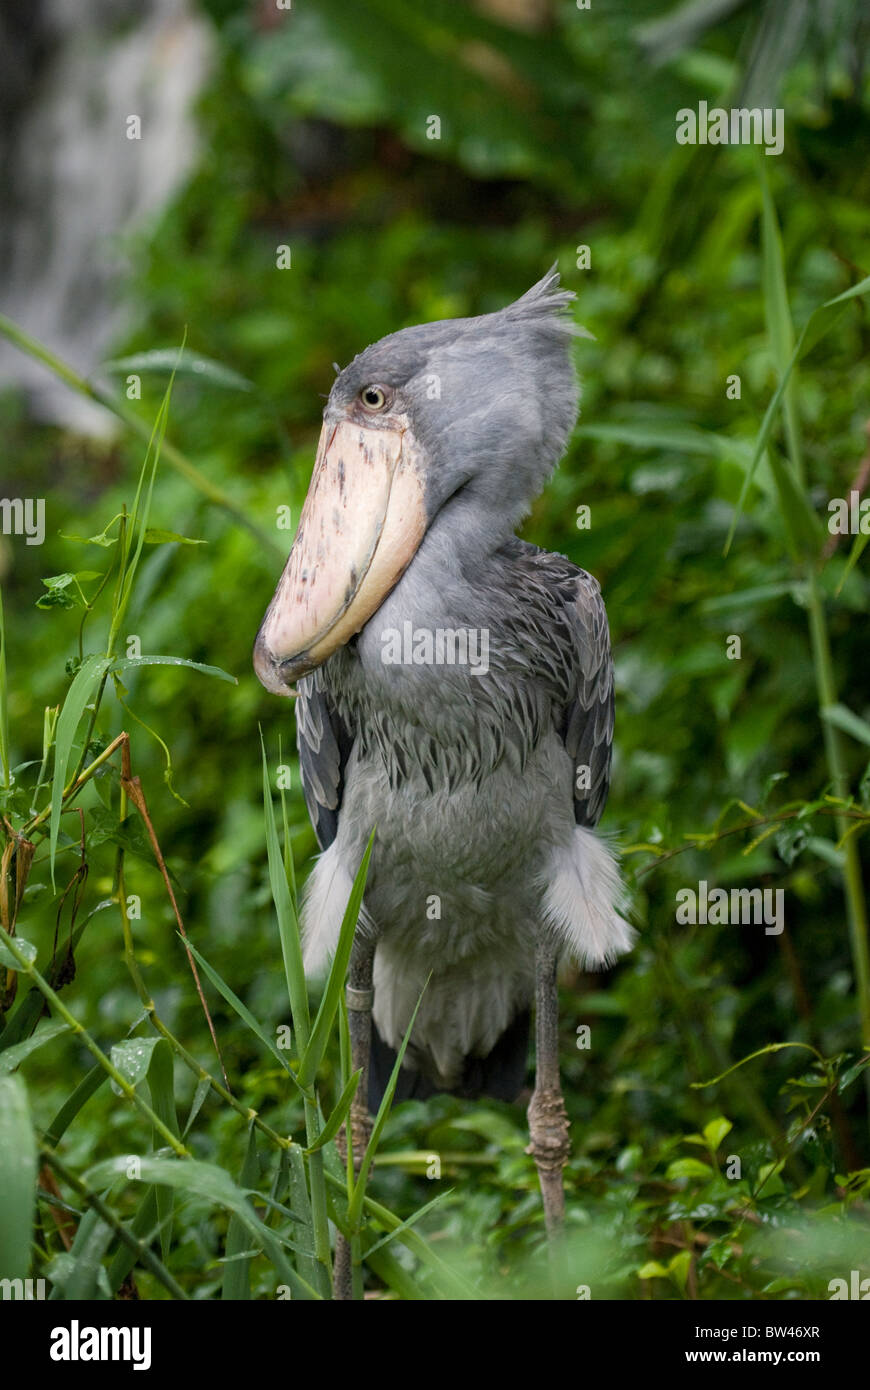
[290,269,632,1098]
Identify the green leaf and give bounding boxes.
[182,935,304,1095]
[222,1121,260,1300]
[143,529,207,546]
[0,1074,37,1282]
[261,731,309,1051]
[701,1116,733,1151]
[766,446,823,560]
[821,703,870,748]
[109,1037,165,1095]
[113,654,237,684]
[0,1019,69,1074]
[0,935,37,971]
[347,983,427,1231]
[43,1065,107,1147]
[666,1157,714,1180]
[101,349,254,393]
[49,652,114,884]
[60,1208,114,1301]
[83,1154,318,1299]
[305,1070,361,1155]
[298,829,374,1088]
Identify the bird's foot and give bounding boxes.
[526,1086,570,1235]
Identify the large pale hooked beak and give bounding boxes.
[253,417,428,695]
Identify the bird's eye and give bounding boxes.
[360,385,388,411]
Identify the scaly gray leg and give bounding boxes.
[333,935,375,1300]
[526,936,570,1236]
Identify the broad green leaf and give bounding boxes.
[0,935,37,971]
[666,1157,714,1180]
[702,1116,733,1151]
[59,1208,114,1301]
[110,1037,165,1095]
[84,1154,318,1299]
[0,1074,37,1282]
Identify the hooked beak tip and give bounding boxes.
[253,633,311,696]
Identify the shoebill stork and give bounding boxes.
[253,268,632,1266]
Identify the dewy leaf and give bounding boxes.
[83,1154,319,1300]
[113,654,237,684]
[0,935,37,971]
[100,349,254,393]
[0,1074,37,1282]
[109,1037,166,1096]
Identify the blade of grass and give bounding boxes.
[304,1070,361,1155]
[260,730,309,1051]
[222,1121,260,1300]
[0,312,278,558]
[83,1153,319,1299]
[298,830,375,1088]
[48,654,114,885]
[182,936,305,1095]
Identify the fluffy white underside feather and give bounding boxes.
[302,827,634,1075]
[537,825,635,968]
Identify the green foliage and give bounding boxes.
[0,0,869,1300]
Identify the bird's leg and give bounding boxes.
[333,935,375,1300]
[526,936,571,1237]
[346,935,375,1169]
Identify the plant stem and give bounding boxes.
[41,1147,189,1300]
[805,572,870,1059]
[0,921,189,1157]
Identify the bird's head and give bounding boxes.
[254,266,584,695]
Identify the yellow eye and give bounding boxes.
[360,385,388,410]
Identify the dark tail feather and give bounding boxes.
[368,1008,531,1110]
